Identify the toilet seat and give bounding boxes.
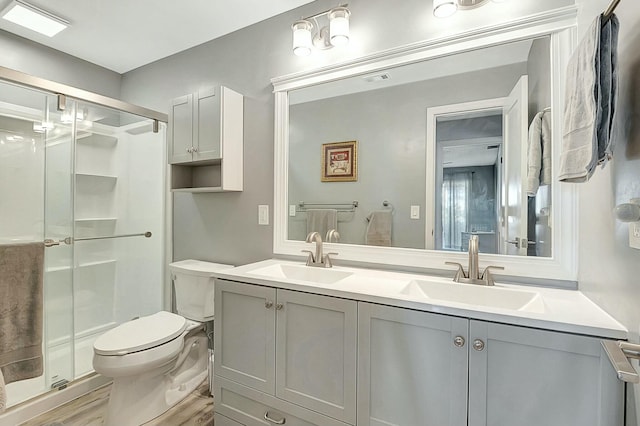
[94,311,187,356]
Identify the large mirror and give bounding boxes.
[273,16,577,280]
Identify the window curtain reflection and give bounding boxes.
[442,170,472,250]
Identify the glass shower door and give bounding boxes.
[0,82,75,405]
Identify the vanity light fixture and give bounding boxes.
[1,0,69,37]
[291,4,351,56]
[433,0,507,18]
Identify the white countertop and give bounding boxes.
[214,259,627,340]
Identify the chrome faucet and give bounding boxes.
[302,231,338,267]
[445,235,504,286]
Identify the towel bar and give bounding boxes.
[44,232,152,247]
[602,340,640,383]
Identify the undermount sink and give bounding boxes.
[247,263,353,284]
[400,279,545,313]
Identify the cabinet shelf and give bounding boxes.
[171,186,227,193]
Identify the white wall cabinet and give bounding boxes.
[169,86,243,192]
[214,279,357,425]
[358,302,624,426]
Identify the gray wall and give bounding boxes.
[288,64,523,249]
[0,30,121,98]
[575,1,640,423]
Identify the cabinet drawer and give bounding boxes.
[215,412,245,426]
[215,376,350,426]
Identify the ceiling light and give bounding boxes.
[433,0,457,18]
[1,0,69,37]
[291,4,351,56]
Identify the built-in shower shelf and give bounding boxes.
[75,173,117,190]
[46,259,116,273]
[79,259,116,268]
[76,133,118,147]
[75,217,117,223]
[76,173,117,180]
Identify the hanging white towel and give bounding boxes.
[306,209,338,237]
[559,16,601,182]
[526,110,552,196]
[365,211,392,246]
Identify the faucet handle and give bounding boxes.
[445,261,466,281]
[324,252,339,268]
[301,249,315,265]
[481,265,504,286]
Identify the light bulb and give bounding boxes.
[328,7,350,47]
[292,20,313,56]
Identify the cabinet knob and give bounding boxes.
[264,411,286,424]
[453,336,466,348]
[265,301,273,309]
[192,146,198,153]
[186,147,192,153]
[275,303,284,311]
[473,339,485,351]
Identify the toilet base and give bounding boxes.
[103,334,208,426]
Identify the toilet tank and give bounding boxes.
[169,259,234,321]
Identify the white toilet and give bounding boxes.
[92,259,233,426]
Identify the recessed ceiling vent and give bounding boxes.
[362,73,391,83]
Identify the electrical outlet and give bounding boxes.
[289,204,296,217]
[630,222,640,250]
[258,205,269,225]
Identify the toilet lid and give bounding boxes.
[94,311,187,356]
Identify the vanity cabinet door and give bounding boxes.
[468,321,624,426]
[275,289,357,425]
[215,279,277,394]
[357,303,469,426]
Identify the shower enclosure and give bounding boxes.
[0,68,167,407]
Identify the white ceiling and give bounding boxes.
[0,0,315,73]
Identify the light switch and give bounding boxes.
[258,205,269,225]
[289,204,297,217]
[630,222,640,250]
[410,205,420,219]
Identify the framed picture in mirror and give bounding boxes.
[321,140,358,182]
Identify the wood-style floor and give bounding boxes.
[20,380,214,426]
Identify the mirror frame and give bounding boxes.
[272,6,579,281]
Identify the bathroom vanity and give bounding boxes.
[212,260,626,426]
